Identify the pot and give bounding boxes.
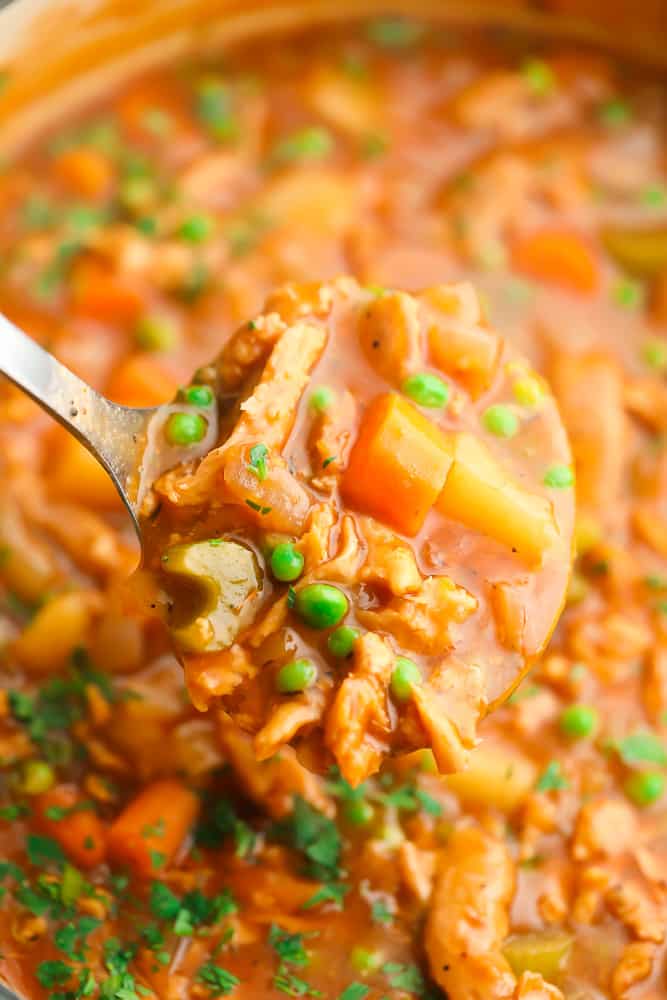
[0,1,664,997]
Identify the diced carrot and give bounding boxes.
[342,392,453,536]
[106,354,179,408]
[53,147,114,199]
[107,779,200,879]
[48,430,122,510]
[35,784,108,869]
[69,259,144,324]
[511,229,599,294]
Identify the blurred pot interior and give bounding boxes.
[0,0,666,157]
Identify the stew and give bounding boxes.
[137,276,573,784]
[0,14,666,1000]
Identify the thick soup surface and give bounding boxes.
[0,16,666,1000]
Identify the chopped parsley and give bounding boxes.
[615,729,667,766]
[268,127,334,168]
[197,961,240,997]
[366,17,424,48]
[247,443,269,481]
[36,959,72,988]
[26,833,65,868]
[382,962,426,994]
[337,986,370,1000]
[536,760,569,792]
[269,925,310,967]
[301,882,348,910]
[269,797,341,881]
[245,499,272,515]
[370,898,393,925]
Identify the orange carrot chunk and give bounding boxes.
[53,147,114,199]
[342,392,453,536]
[107,779,200,879]
[70,259,144,324]
[511,229,599,294]
[35,784,108,869]
[106,354,180,408]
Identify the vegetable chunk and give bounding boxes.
[342,392,453,535]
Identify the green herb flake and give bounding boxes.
[37,959,72,988]
[269,797,341,882]
[248,443,269,481]
[301,882,348,910]
[337,985,370,1000]
[521,58,556,96]
[536,760,569,793]
[598,98,632,127]
[27,833,65,868]
[269,925,311,967]
[382,962,426,994]
[245,499,272,515]
[616,729,667,766]
[366,17,424,48]
[269,127,334,168]
[370,898,393,925]
[197,960,240,996]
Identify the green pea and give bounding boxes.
[295,584,348,630]
[624,771,665,807]
[402,372,450,409]
[21,759,55,795]
[343,798,374,827]
[559,704,598,740]
[135,315,178,352]
[179,214,214,243]
[165,412,208,446]
[350,946,382,972]
[512,376,543,408]
[612,278,644,310]
[642,338,667,373]
[521,58,555,97]
[271,543,304,583]
[183,384,214,407]
[276,658,317,694]
[327,625,360,658]
[309,386,335,413]
[390,656,421,702]
[482,404,519,438]
[544,464,574,489]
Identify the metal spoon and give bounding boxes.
[1,313,158,534]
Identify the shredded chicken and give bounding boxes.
[325,632,394,787]
[424,825,517,1000]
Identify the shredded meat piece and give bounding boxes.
[216,711,332,818]
[611,941,657,999]
[357,575,477,653]
[159,321,327,507]
[184,645,256,712]
[605,880,666,944]
[410,657,485,772]
[254,686,327,761]
[358,288,423,383]
[359,516,422,596]
[309,389,356,482]
[424,824,516,1000]
[311,514,364,584]
[398,841,436,902]
[549,351,628,523]
[325,632,394,787]
[514,972,564,1000]
[217,310,288,391]
[572,797,639,862]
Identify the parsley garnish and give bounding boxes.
[536,760,569,792]
[273,971,321,997]
[37,959,72,988]
[27,833,65,868]
[245,498,272,515]
[301,882,348,910]
[615,730,667,766]
[382,962,426,994]
[269,797,341,881]
[247,443,269,481]
[197,960,240,996]
[337,985,370,1000]
[269,925,310,967]
[370,898,393,925]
